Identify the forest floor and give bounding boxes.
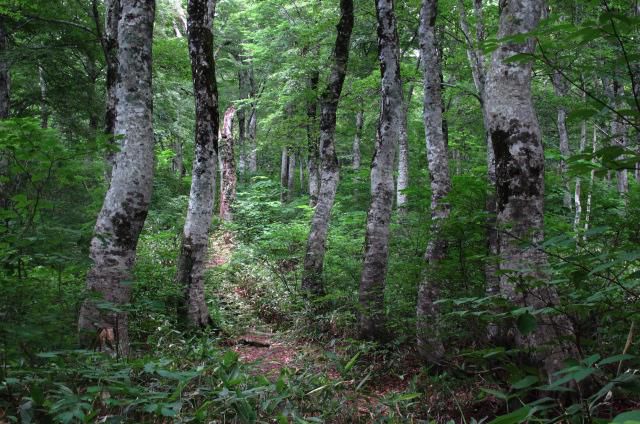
[204,230,495,421]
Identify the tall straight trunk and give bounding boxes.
[584,125,596,238]
[172,138,185,177]
[301,0,354,296]
[280,146,289,203]
[220,105,237,221]
[78,0,156,355]
[0,16,8,119]
[307,72,320,206]
[485,0,574,377]
[396,57,420,212]
[247,66,258,174]
[613,80,628,195]
[287,150,296,201]
[551,71,572,209]
[299,152,305,191]
[172,0,188,36]
[38,65,48,129]
[358,0,402,340]
[175,0,218,329]
[102,0,121,181]
[237,67,248,175]
[458,0,499,302]
[574,119,586,233]
[415,0,450,363]
[352,109,363,170]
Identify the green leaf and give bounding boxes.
[611,410,640,423]
[516,313,537,335]
[511,376,538,390]
[488,406,533,424]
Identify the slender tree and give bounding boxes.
[300,0,354,296]
[78,0,156,355]
[220,105,237,221]
[551,71,572,209]
[415,0,450,363]
[358,0,402,340]
[306,72,320,205]
[0,16,8,120]
[352,108,363,170]
[485,0,574,376]
[174,0,218,328]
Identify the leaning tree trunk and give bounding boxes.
[352,108,363,170]
[174,0,218,329]
[307,72,320,206]
[220,105,237,221]
[0,15,8,120]
[485,0,574,377]
[358,0,402,340]
[301,0,354,296]
[78,0,156,356]
[415,0,450,363]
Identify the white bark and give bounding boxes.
[78,0,156,355]
[38,65,48,129]
[352,109,363,170]
[551,71,572,209]
[175,0,218,328]
[573,119,586,234]
[287,150,296,201]
[485,0,574,377]
[220,105,237,221]
[280,146,288,203]
[358,0,402,340]
[416,0,450,363]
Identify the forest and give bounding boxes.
[1,0,640,422]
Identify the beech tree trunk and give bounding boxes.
[172,138,185,177]
[358,0,402,340]
[352,109,363,170]
[0,16,8,120]
[220,105,237,221]
[584,125,596,238]
[415,0,450,363]
[301,0,353,296]
[280,146,289,203]
[307,72,320,206]
[574,119,586,233]
[38,65,48,129]
[551,71,572,209]
[78,0,156,355]
[287,150,296,201]
[175,0,218,329]
[485,0,574,377]
[102,0,121,181]
[237,67,248,175]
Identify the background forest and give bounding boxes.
[1,0,640,422]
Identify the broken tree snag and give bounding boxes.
[175,0,219,329]
[301,0,354,296]
[485,0,575,377]
[78,0,156,356]
[220,105,237,222]
[358,0,402,341]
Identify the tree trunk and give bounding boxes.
[573,119,586,233]
[287,150,296,201]
[485,0,574,377]
[551,71,572,209]
[78,0,156,356]
[172,0,188,37]
[301,0,353,296]
[280,146,289,203]
[307,72,320,206]
[0,16,9,120]
[220,105,237,221]
[102,0,121,183]
[584,125,596,239]
[172,138,185,177]
[38,65,48,129]
[352,109,363,170]
[247,104,257,173]
[299,152,305,192]
[358,0,402,340]
[415,0,450,363]
[237,67,248,176]
[174,0,218,329]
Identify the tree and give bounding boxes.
[358,0,403,340]
[0,15,9,119]
[352,108,363,170]
[415,0,450,363]
[485,0,574,376]
[78,0,156,355]
[220,105,237,221]
[300,0,354,296]
[174,0,218,329]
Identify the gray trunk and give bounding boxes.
[551,71,572,209]
[416,0,450,363]
[78,0,156,355]
[247,105,257,173]
[280,146,289,203]
[485,0,574,377]
[175,0,218,329]
[103,0,121,182]
[352,109,363,170]
[172,138,185,177]
[299,153,305,192]
[358,0,402,340]
[237,67,248,175]
[287,150,296,201]
[583,125,596,239]
[301,0,353,296]
[0,16,8,119]
[573,119,586,233]
[307,72,320,206]
[38,65,48,129]
[220,105,237,221]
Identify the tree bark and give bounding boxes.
[247,66,258,174]
[0,15,9,120]
[551,71,572,209]
[307,72,320,206]
[573,119,586,233]
[237,66,248,175]
[38,65,48,129]
[101,0,121,182]
[301,0,353,296]
[358,0,402,340]
[415,0,450,363]
[287,149,296,201]
[220,105,237,221]
[172,138,185,177]
[280,146,289,203]
[352,109,363,170]
[485,0,574,377]
[78,0,156,355]
[584,125,596,239]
